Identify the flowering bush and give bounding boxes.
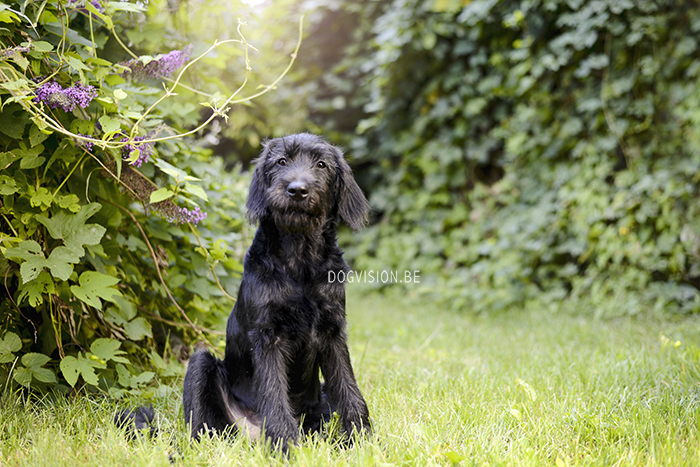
[0,0,300,393]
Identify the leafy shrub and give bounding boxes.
[0,1,296,392]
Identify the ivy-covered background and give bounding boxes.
[2,0,700,392]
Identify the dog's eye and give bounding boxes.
[277,158,287,166]
[316,161,326,169]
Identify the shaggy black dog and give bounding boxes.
[182,133,372,452]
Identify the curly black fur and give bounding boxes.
[182,133,372,452]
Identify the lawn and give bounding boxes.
[2,289,700,466]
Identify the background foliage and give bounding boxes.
[251,0,700,316]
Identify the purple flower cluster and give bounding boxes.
[33,80,97,112]
[176,206,207,226]
[121,135,155,168]
[0,45,31,59]
[74,133,94,152]
[121,45,194,80]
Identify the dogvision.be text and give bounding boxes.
[327,270,421,284]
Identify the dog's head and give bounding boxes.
[246,133,369,233]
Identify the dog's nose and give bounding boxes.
[287,181,309,200]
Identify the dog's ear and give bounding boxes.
[246,150,269,224]
[334,148,370,231]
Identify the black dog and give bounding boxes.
[183,133,372,451]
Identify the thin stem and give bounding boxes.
[110,27,139,59]
[51,154,86,201]
[88,10,97,58]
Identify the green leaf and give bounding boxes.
[35,203,106,256]
[13,353,56,386]
[70,271,122,309]
[113,89,128,100]
[57,194,81,213]
[46,246,80,281]
[5,240,46,283]
[0,353,15,364]
[516,378,538,402]
[0,332,22,353]
[116,363,132,387]
[13,367,32,387]
[124,317,152,341]
[182,182,209,201]
[105,299,152,340]
[60,356,79,387]
[130,371,154,387]
[90,338,128,363]
[20,257,46,283]
[0,104,29,138]
[31,367,57,384]
[29,124,50,147]
[210,239,228,262]
[43,24,94,48]
[0,151,19,169]
[32,41,53,52]
[0,77,28,91]
[0,332,22,362]
[98,115,121,137]
[20,154,46,169]
[0,175,19,195]
[21,352,50,369]
[60,354,99,387]
[17,271,54,306]
[29,186,52,210]
[149,188,174,204]
[5,240,43,260]
[10,53,28,71]
[444,449,466,465]
[155,158,198,182]
[66,55,91,72]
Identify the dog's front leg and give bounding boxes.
[320,334,371,439]
[250,327,299,452]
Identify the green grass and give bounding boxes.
[2,290,700,466]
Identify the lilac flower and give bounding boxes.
[176,206,207,226]
[74,133,94,152]
[121,135,155,168]
[0,45,31,59]
[33,80,97,112]
[65,82,98,109]
[121,45,194,80]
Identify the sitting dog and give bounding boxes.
[183,133,372,451]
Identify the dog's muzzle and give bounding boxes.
[287,180,309,201]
